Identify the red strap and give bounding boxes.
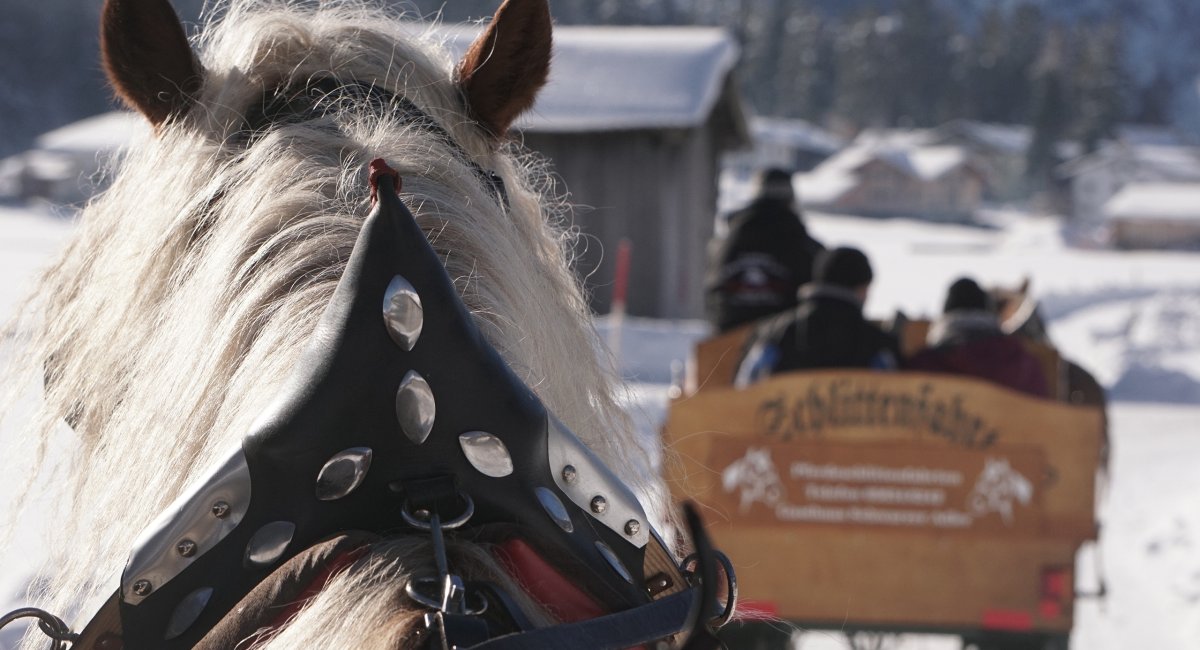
[368,158,402,203]
[493,538,607,624]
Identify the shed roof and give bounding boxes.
[440,25,744,134]
[1104,182,1200,222]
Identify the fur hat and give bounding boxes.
[943,277,993,313]
[815,246,873,288]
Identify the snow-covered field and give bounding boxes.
[1,198,1198,648]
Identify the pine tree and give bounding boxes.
[1025,29,1069,194]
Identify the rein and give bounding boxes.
[3,158,735,649]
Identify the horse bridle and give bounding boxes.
[3,80,736,650]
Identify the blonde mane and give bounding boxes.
[3,2,661,646]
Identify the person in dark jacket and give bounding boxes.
[906,277,1049,398]
[705,168,825,333]
[736,247,898,385]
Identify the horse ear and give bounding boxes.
[456,0,552,139]
[101,0,203,126]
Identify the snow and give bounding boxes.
[1104,182,1200,221]
[3,182,1200,648]
[33,111,143,155]
[751,117,846,156]
[439,25,741,133]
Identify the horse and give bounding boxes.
[720,447,785,515]
[1,1,728,647]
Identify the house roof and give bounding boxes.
[1104,182,1200,222]
[440,25,744,135]
[799,142,975,204]
[935,120,1030,155]
[750,117,844,154]
[1059,142,1200,180]
[34,111,145,154]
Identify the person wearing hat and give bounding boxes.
[906,277,1049,397]
[735,246,898,385]
[705,167,825,333]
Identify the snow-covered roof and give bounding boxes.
[816,142,972,181]
[1104,182,1200,222]
[1059,142,1200,180]
[750,117,844,155]
[34,111,145,154]
[440,25,742,133]
[936,120,1030,154]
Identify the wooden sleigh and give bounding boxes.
[663,318,1106,649]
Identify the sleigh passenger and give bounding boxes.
[735,246,899,386]
[906,277,1049,397]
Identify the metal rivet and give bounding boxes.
[646,572,674,597]
[211,501,230,518]
[458,431,514,478]
[561,465,578,484]
[132,579,153,597]
[176,539,197,558]
[595,541,633,583]
[413,508,431,521]
[624,519,641,536]
[315,447,373,501]
[383,275,424,351]
[244,521,296,568]
[396,371,435,445]
[535,487,574,533]
[590,495,608,514]
[164,586,214,640]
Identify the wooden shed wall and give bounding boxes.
[524,126,721,318]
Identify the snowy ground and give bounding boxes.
[1,200,1198,648]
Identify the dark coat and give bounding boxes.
[906,311,1049,398]
[705,197,825,332]
[736,284,899,385]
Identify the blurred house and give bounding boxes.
[932,120,1030,202]
[799,142,985,222]
[1103,183,1200,249]
[724,116,844,177]
[0,111,144,205]
[498,26,750,319]
[1057,141,1200,226]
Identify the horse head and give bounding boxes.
[4,1,729,647]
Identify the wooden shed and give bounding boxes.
[512,27,750,318]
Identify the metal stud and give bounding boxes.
[164,586,213,640]
[561,465,578,484]
[535,487,574,533]
[383,275,423,351]
[244,521,296,568]
[315,447,373,501]
[590,495,608,514]
[211,501,230,518]
[176,539,197,558]
[624,519,641,537]
[595,541,633,583]
[132,580,153,597]
[395,371,435,445]
[458,432,514,478]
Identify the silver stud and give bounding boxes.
[590,495,608,514]
[244,521,296,568]
[624,519,641,536]
[535,487,574,533]
[164,586,213,640]
[458,432,514,478]
[383,275,424,351]
[176,539,197,558]
[595,541,633,583]
[396,371,435,445]
[132,579,153,597]
[211,501,230,518]
[561,465,578,484]
[315,447,373,501]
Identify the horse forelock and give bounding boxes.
[5,2,658,642]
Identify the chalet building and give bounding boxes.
[1103,182,1200,250]
[799,142,985,222]
[1057,139,1200,226]
[1,111,144,205]
[724,117,844,177]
